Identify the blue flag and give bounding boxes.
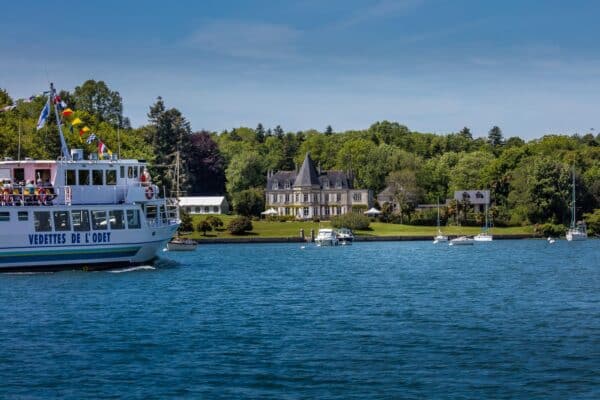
[36,99,50,130]
[85,133,97,144]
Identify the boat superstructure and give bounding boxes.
[0,83,179,271]
[315,229,339,247]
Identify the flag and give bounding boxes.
[79,126,90,142]
[98,141,107,159]
[71,117,83,126]
[36,99,50,130]
[86,133,97,144]
[62,108,74,118]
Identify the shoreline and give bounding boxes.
[194,234,540,244]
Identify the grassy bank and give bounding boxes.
[184,215,535,240]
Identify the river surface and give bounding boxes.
[1,240,599,399]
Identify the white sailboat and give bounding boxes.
[474,203,493,242]
[167,150,198,251]
[433,199,448,243]
[566,166,587,241]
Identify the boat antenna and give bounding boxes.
[50,82,71,160]
[117,127,121,159]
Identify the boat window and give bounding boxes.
[127,209,141,229]
[78,169,90,185]
[92,170,104,185]
[146,205,157,219]
[0,211,9,222]
[13,168,25,183]
[72,210,90,231]
[91,210,108,230]
[106,170,117,185]
[109,210,125,230]
[128,166,134,178]
[133,167,139,178]
[18,211,28,221]
[35,169,51,183]
[66,170,77,185]
[120,166,125,179]
[53,211,71,231]
[34,211,52,232]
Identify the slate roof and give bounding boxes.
[266,153,353,190]
[293,153,321,187]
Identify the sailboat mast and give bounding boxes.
[436,198,441,229]
[50,83,71,160]
[571,165,576,228]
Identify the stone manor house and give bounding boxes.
[265,153,372,219]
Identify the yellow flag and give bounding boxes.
[81,126,90,133]
[71,118,83,126]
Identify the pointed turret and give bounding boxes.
[293,153,320,188]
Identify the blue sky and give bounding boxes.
[1,0,599,139]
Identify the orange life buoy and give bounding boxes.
[145,186,154,200]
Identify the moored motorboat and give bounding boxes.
[167,238,198,251]
[336,228,354,245]
[315,229,339,246]
[449,236,474,246]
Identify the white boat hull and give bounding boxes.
[0,205,178,272]
[167,241,198,251]
[315,239,339,246]
[473,233,493,242]
[566,230,587,241]
[449,237,475,246]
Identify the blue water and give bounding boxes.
[1,240,599,399]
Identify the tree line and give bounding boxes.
[1,80,599,230]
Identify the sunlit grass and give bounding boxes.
[184,214,534,240]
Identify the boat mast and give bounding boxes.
[571,165,576,228]
[436,197,441,231]
[50,83,71,160]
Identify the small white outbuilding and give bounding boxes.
[179,196,229,215]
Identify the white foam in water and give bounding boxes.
[107,265,156,273]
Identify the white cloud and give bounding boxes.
[185,20,302,60]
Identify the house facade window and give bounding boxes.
[337,193,341,202]
[213,206,219,212]
[336,180,342,189]
[284,181,290,189]
[303,207,309,217]
[353,193,362,202]
[303,193,308,202]
[272,180,279,190]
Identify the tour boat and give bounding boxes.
[336,228,354,245]
[315,229,339,246]
[0,84,180,272]
[566,166,587,241]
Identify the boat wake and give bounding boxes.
[106,265,156,273]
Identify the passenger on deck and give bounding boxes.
[141,170,151,186]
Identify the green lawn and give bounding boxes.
[184,214,534,240]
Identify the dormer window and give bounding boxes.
[336,180,342,189]
[462,191,471,200]
[284,181,290,189]
[323,179,329,189]
[476,191,484,199]
[272,180,279,190]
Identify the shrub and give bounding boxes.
[227,216,253,234]
[584,209,600,235]
[330,213,370,230]
[534,223,566,237]
[205,215,224,230]
[196,219,213,236]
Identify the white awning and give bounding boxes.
[364,207,382,215]
[261,208,278,215]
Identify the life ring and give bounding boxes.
[145,186,154,200]
[38,188,47,204]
